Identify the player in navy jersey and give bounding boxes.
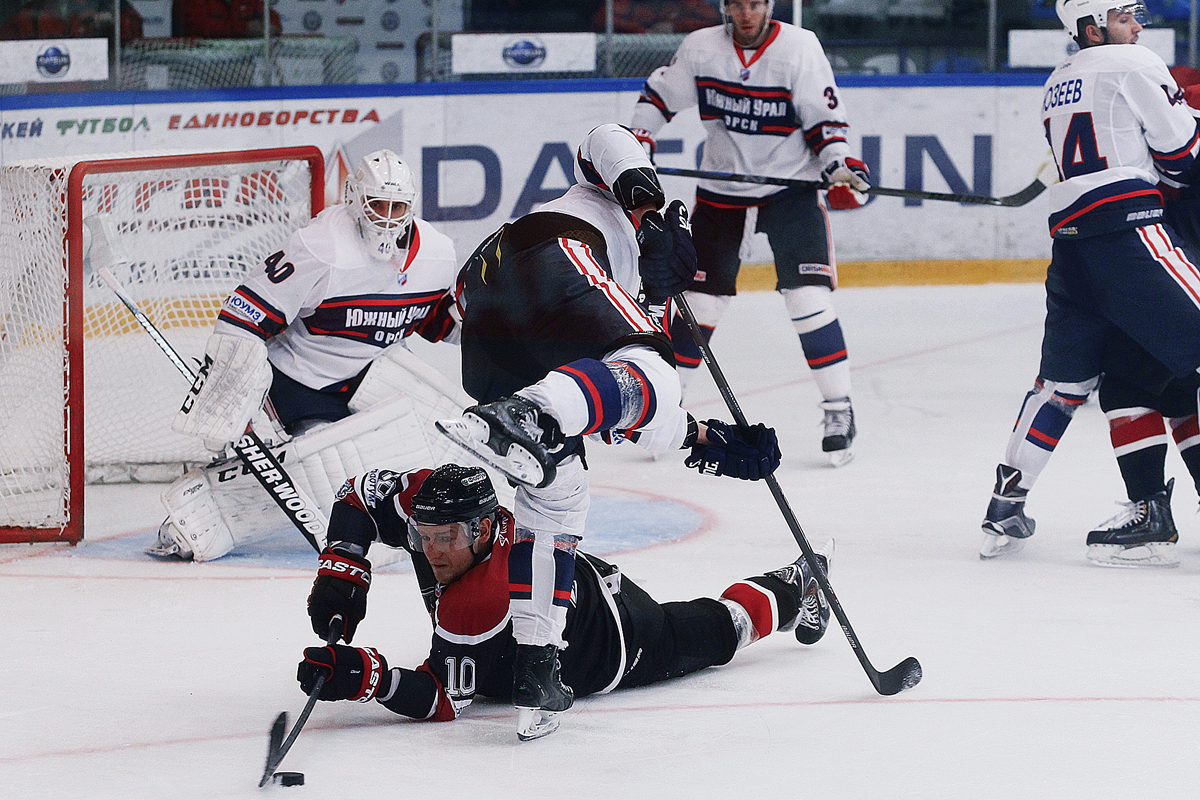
[628,0,870,466]
[979,0,1200,565]
[299,464,832,739]
[148,150,461,563]
[433,123,783,740]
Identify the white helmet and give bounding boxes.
[723,0,776,45]
[1055,0,1146,43]
[344,149,417,261]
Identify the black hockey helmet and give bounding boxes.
[410,464,498,526]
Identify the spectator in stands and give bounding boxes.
[468,0,603,31]
[593,0,721,33]
[0,0,143,44]
[172,0,281,39]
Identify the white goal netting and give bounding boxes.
[0,148,322,539]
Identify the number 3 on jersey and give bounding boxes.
[1045,113,1108,180]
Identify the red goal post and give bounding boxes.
[0,146,325,544]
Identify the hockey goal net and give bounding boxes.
[0,147,324,544]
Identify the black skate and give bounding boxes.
[1086,479,1179,568]
[767,540,833,645]
[512,643,574,741]
[820,399,855,467]
[980,464,1035,559]
[435,396,560,489]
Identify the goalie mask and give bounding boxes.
[574,123,665,213]
[1056,0,1146,45]
[345,149,417,261]
[407,464,499,551]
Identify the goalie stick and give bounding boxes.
[85,214,327,554]
[655,165,1051,207]
[674,294,922,696]
[258,616,342,787]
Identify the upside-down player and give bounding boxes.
[433,122,784,739]
[147,150,461,562]
[979,0,1200,561]
[629,0,870,466]
[299,464,832,739]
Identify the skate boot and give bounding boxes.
[512,643,574,741]
[980,464,1036,559]
[820,398,855,467]
[768,540,834,645]
[435,395,562,489]
[1086,479,1179,567]
[144,519,193,560]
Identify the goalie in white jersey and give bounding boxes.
[980,0,1200,564]
[629,0,870,465]
[147,150,464,562]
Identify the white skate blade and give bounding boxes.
[434,416,547,488]
[515,707,563,741]
[827,448,854,468]
[979,530,1025,559]
[1086,542,1180,568]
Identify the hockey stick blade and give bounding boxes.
[675,294,921,696]
[872,656,923,696]
[87,214,328,554]
[258,617,342,787]
[262,712,286,780]
[655,166,1047,207]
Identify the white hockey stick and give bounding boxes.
[85,215,327,553]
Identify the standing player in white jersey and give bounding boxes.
[436,123,783,740]
[979,0,1200,563]
[628,0,870,466]
[147,150,462,563]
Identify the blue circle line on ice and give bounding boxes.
[69,487,713,571]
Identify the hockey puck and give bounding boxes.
[273,772,305,787]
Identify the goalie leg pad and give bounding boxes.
[347,343,474,467]
[160,451,324,562]
[159,468,237,562]
[290,395,437,512]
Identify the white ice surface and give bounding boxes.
[5,284,1200,799]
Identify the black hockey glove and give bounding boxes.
[685,419,781,481]
[308,546,371,644]
[298,644,391,702]
[637,199,697,304]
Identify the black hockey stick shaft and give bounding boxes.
[258,616,343,787]
[674,294,921,695]
[94,260,326,554]
[655,165,1047,207]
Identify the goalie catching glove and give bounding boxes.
[820,157,871,210]
[637,198,698,304]
[172,332,272,451]
[308,546,372,643]
[298,644,390,702]
[685,419,781,481]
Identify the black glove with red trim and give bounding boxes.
[308,546,371,643]
[298,645,391,702]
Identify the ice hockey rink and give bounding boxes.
[4,282,1199,799]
